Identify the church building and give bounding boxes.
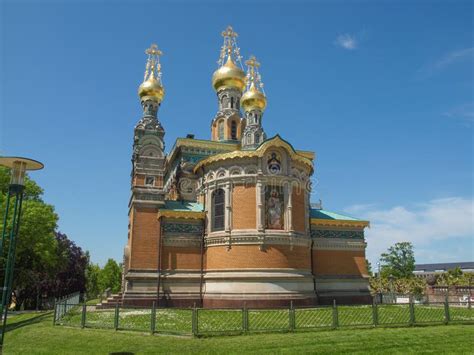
[121,27,371,308]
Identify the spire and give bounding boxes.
[138,44,165,120]
[241,55,267,150]
[217,26,244,69]
[211,26,246,142]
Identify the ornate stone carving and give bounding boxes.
[163,223,203,234]
[310,229,364,240]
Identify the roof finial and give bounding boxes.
[143,43,163,84]
[245,55,265,94]
[217,25,243,68]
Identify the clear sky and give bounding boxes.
[1,0,472,267]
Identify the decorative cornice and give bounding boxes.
[194,135,314,173]
[205,232,311,249]
[312,237,366,251]
[158,210,205,220]
[167,138,239,164]
[163,236,202,247]
[310,218,369,229]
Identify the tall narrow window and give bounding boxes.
[218,120,224,140]
[231,97,234,109]
[212,189,225,231]
[231,121,237,140]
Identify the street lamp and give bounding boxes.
[388,274,395,304]
[0,157,43,348]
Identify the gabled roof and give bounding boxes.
[163,200,204,212]
[193,134,314,172]
[158,200,205,220]
[310,208,369,228]
[310,209,360,221]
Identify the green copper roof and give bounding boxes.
[163,201,204,212]
[310,209,360,221]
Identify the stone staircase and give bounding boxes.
[96,292,123,309]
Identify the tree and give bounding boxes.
[0,167,89,309]
[365,259,373,276]
[99,259,122,294]
[379,242,415,278]
[85,251,101,299]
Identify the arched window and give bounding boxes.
[212,189,225,231]
[255,133,260,144]
[231,121,237,140]
[218,120,224,140]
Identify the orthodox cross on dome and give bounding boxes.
[217,25,243,68]
[143,43,163,83]
[245,55,265,94]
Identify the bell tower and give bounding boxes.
[211,26,246,142]
[124,44,167,288]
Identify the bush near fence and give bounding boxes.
[53,297,474,337]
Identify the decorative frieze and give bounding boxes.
[310,229,364,240]
[312,238,366,251]
[163,223,203,234]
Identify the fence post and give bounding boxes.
[242,303,249,333]
[151,301,156,334]
[192,303,198,337]
[114,304,119,330]
[332,300,339,329]
[372,298,378,327]
[468,292,472,310]
[81,303,86,329]
[52,299,57,325]
[289,301,295,332]
[444,296,450,325]
[409,295,415,326]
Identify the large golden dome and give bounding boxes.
[138,71,164,103]
[241,83,267,112]
[212,56,246,92]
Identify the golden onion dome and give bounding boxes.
[241,83,267,112]
[138,71,164,103]
[212,56,246,92]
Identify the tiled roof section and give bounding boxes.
[414,262,474,272]
[163,200,204,212]
[310,209,360,221]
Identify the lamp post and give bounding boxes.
[0,157,43,348]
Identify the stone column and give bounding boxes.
[257,180,265,231]
[286,184,293,231]
[207,185,213,232]
[225,181,232,233]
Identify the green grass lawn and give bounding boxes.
[3,312,474,354]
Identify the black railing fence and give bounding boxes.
[54,296,473,337]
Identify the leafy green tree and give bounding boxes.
[99,259,122,294]
[379,242,415,278]
[85,251,101,298]
[366,259,373,276]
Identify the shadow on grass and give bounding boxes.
[4,312,52,333]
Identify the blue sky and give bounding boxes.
[1,1,472,266]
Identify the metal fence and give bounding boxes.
[54,298,473,337]
[53,292,81,323]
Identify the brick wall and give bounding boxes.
[161,246,202,270]
[130,207,159,269]
[232,185,256,229]
[206,245,311,270]
[312,250,368,276]
[292,187,306,232]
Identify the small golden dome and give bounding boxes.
[212,56,246,92]
[138,71,164,103]
[241,83,267,112]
